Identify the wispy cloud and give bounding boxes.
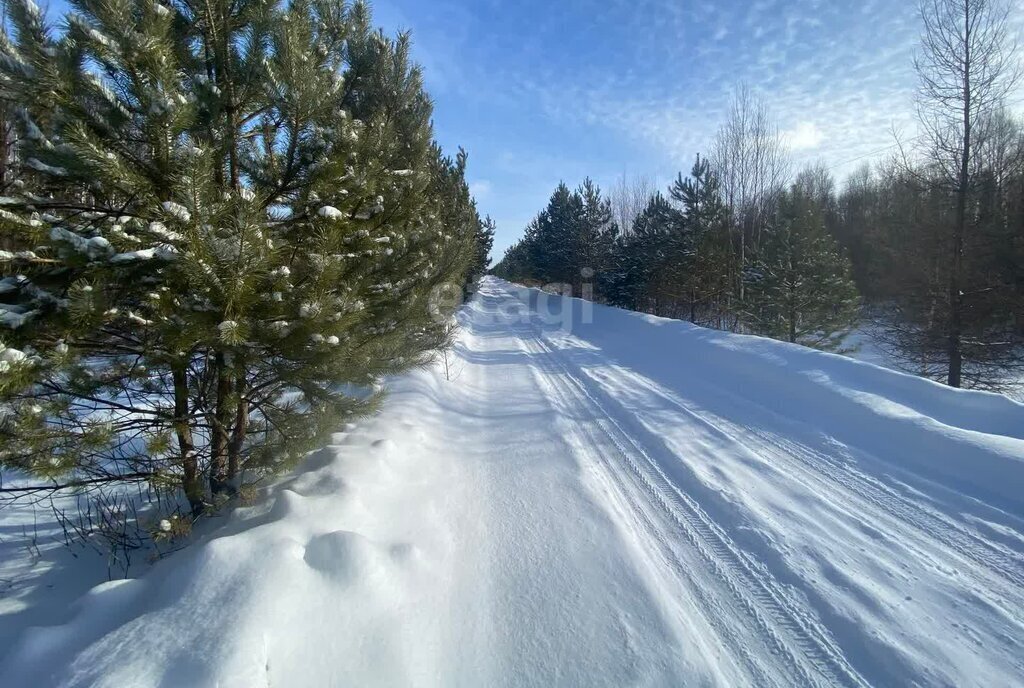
[507,0,925,174]
[469,180,493,201]
[371,0,1023,253]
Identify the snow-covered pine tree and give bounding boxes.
[0,0,483,513]
[427,147,489,300]
[742,185,860,351]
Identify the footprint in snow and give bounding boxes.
[302,531,418,583]
[287,472,348,498]
[303,530,379,584]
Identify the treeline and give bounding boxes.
[829,153,1024,389]
[496,131,1024,390]
[0,0,492,517]
[493,156,861,353]
[496,0,1024,393]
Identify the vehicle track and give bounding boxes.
[584,363,1024,607]
[518,323,870,688]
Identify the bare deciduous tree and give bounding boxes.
[709,85,791,321]
[609,172,656,235]
[710,84,791,260]
[914,0,1021,387]
[794,162,837,211]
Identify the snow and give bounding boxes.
[2,277,1024,686]
[110,247,177,263]
[0,345,27,363]
[146,222,182,242]
[0,305,35,329]
[317,205,344,220]
[49,228,114,260]
[160,202,191,223]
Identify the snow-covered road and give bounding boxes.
[5,277,1024,687]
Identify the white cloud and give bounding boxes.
[782,121,825,150]
[501,0,924,182]
[469,180,493,200]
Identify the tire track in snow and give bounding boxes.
[747,428,1024,596]
[517,339,780,686]
[458,296,709,686]
[518,325,869,688]
[590,365,1024,610]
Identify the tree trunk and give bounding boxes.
[948,11,971,389]
[948,182,966,388]
[228,371,248,482]
[173,366,203,514]
[788,277,797,343]
[209,351,233,495]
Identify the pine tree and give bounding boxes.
[743,186,861,351]
[572,178,617,298]
[531,182,579,287]
[492,238,530,283]
[0,0,483,513]
[669,155,732,324]
[606,192,675,312]
[469,215,496,291]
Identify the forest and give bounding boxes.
[494,3,1024,394]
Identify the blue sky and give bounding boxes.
[370,0,934,257]
[36,0,1004,257]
